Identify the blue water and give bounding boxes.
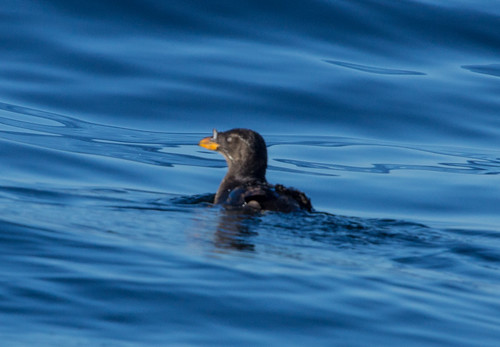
[1,0,500,345]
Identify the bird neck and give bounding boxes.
[214,166,267,204]
[227,157,266,180]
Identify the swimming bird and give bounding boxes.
[198,128,312,212]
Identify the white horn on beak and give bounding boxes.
[212,128,218,140]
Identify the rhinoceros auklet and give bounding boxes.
[199,128,312,212]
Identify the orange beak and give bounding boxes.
[198,136,220,151]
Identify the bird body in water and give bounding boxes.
[199,128,312,212]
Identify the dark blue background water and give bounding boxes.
[1,1,500,345]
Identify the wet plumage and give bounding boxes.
[199,128,312,212]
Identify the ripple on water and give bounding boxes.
[1,100,500,346]
[324,60,426,76]
[462,64,500,78]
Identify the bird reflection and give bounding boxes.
[213,208,259,252]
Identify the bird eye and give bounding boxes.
[226,136,232,143]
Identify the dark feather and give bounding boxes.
[199,128,313,212]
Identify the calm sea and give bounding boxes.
[1,0,500,345]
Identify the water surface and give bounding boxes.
[1,1,500,345]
